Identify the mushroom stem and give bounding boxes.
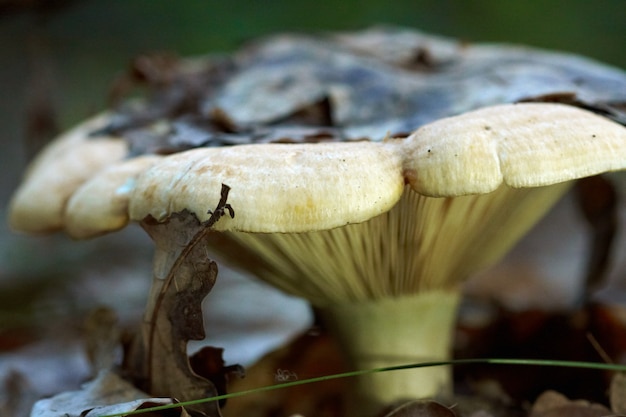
[321,291,460,414]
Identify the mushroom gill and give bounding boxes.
[202,182,571,407]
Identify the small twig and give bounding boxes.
[163,182,235,284]
[205,184,235,228]
[586,332,613,364]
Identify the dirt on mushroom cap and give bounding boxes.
[8,27,626,238]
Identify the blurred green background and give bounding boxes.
[1,0,625,289]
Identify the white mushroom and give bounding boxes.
[123,103,626,411]
[7,30,626,416]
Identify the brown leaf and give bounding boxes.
[213,36,626,135]
[529,390,612,417]
[125,185,236,416]
[610,372,626,414]
[189,347,245,408]
[30,370,188,417]
[92,28,626,157]
[136,213,223,416]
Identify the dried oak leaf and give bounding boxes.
[529,390,613,417]
[94,27,626,156]
[125,211,224,417]
[29,370,189,417]
[125,186,236,417]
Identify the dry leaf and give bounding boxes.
[124,185,235,417]
[32,188,237,416]
[126,212,223,417]
[189,347,245,408]
[610,372,626,414]
[94,27,626,158]
[85,399,192,417]
[29,370,187,417]
[529,390,612,417]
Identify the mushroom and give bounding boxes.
[123,103,626,412]
[8,28,626,416]
[13,101,626,414]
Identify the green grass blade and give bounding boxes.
[97,358,626,417]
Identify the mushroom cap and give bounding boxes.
[65,155,163,238]
[127,103,626,234]
[7,27,626,238]
[128,141,405,232]
[403,103,626,197]
[8,103,626,238]
[8,114,128,234]
[213,27,626,140]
